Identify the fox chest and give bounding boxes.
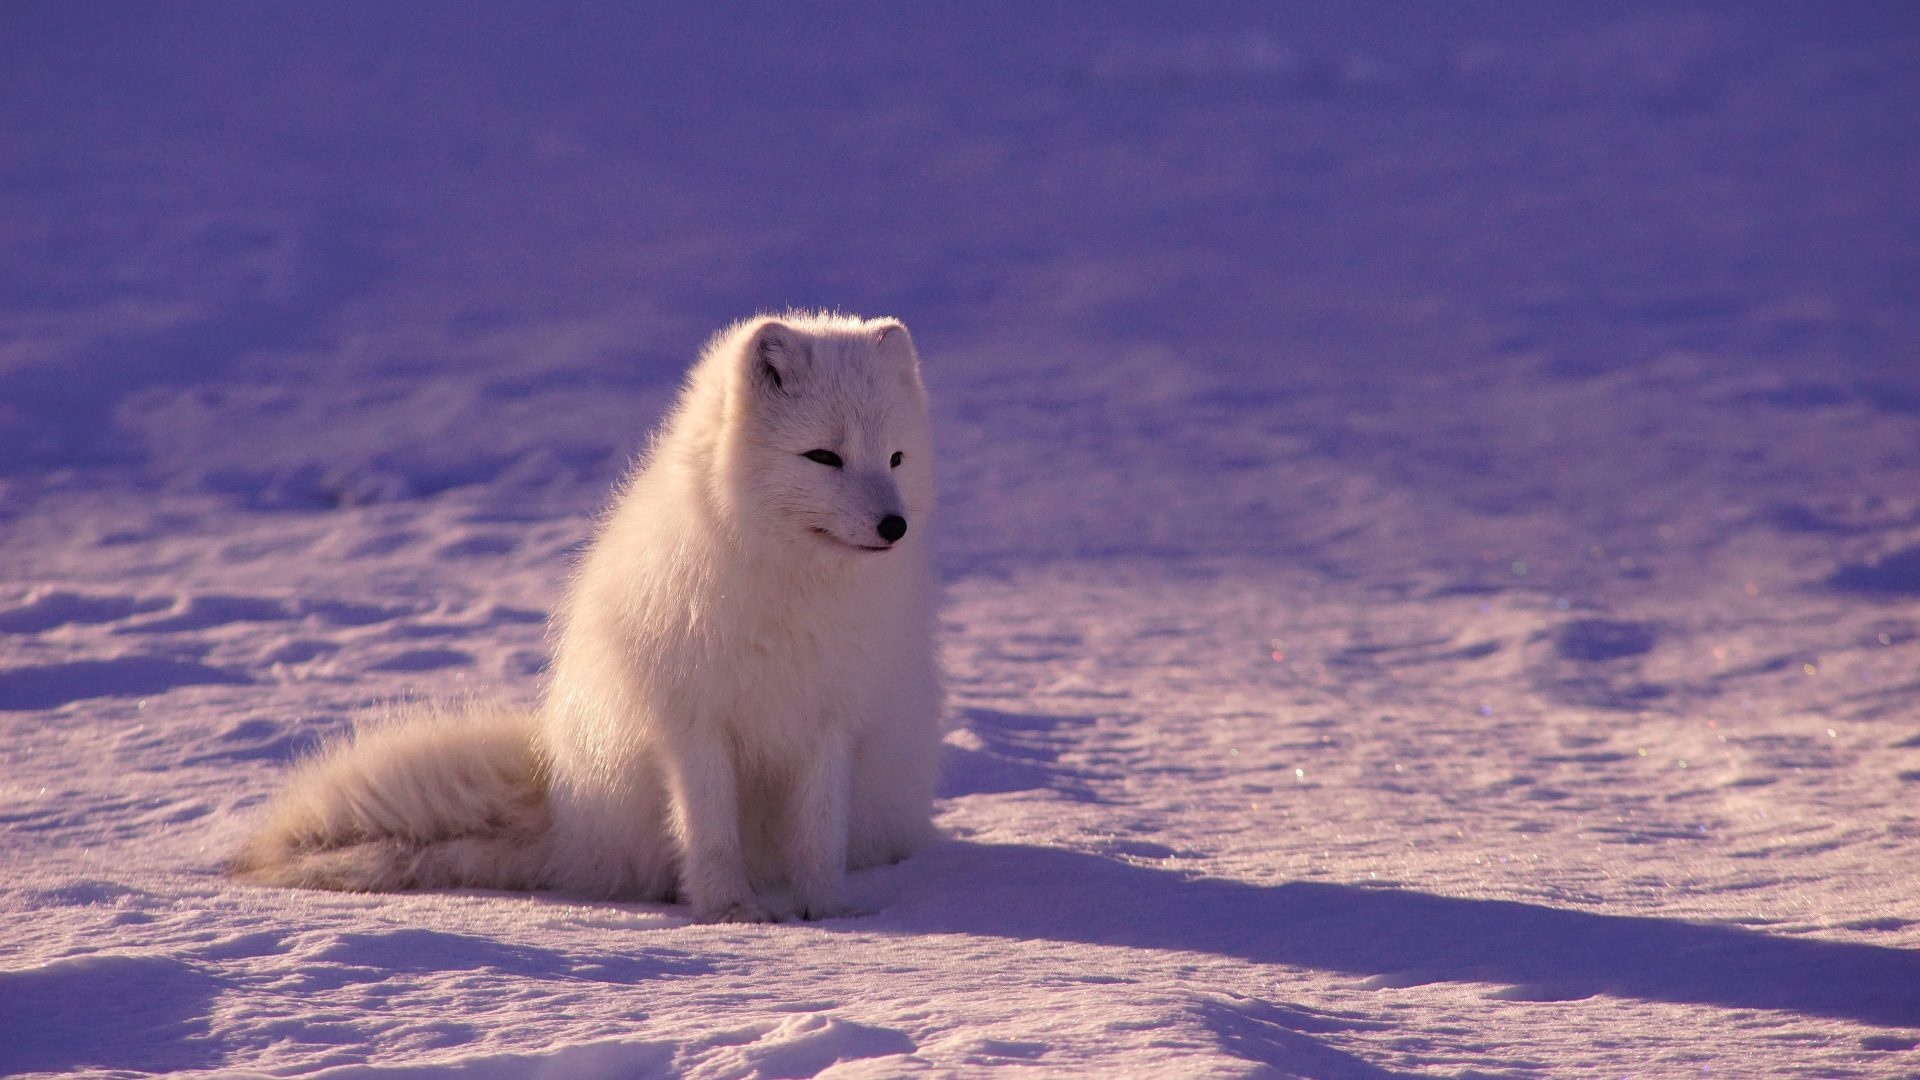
[662,597,878,740]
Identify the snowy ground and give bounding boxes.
[3,3,1918,1076]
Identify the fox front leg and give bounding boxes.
[661,729,771,924]
[781,735,858,921]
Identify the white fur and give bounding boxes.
[233,313,944,923]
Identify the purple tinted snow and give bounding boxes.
[0,657,251,711]
[1828,546,1920,597]
[3,3,1914,499]
[0,592,171,633]
[0,955,222,1075]
[302,929,711,984]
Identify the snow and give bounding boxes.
[3,2,1918,1075]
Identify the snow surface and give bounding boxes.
[3,2,1919,1076]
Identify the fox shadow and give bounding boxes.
[892,840,1920,1029]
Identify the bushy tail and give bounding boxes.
[230,703,552,892]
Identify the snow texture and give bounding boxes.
[3,2,1918,1076]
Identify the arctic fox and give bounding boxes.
[232,313,944,922]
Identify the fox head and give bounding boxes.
[711,313,935,559]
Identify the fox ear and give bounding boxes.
[748,319,806,395]
[874,321,917,366]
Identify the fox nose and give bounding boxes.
[876,515,908,544]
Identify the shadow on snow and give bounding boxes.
[900,841,1920,1030]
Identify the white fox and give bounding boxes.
[232,313,944,922]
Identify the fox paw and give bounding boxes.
[795,899,868,922]
[697,897,775,924]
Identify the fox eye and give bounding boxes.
[889,451,903,468]
[802,449,844,468]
